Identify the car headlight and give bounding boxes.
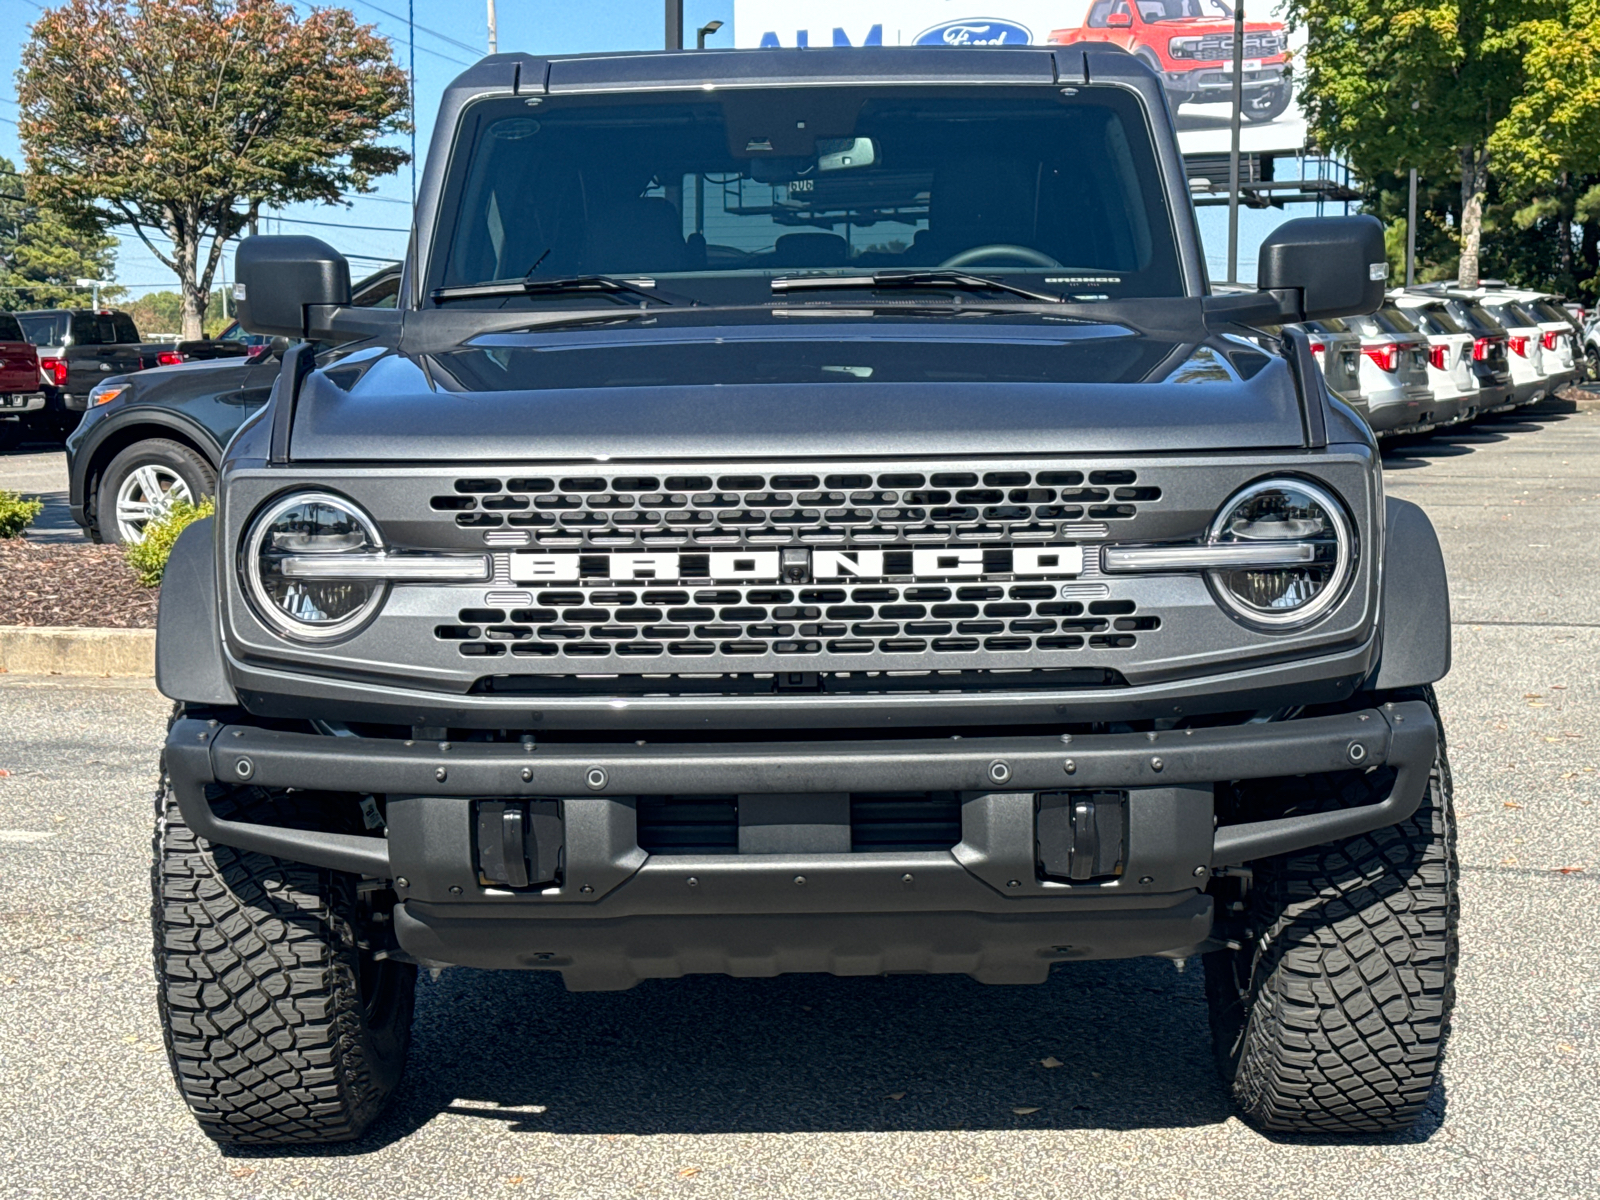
[88,382,129,407]
[242,492,387,640]
[1168,36,1200,58]
[1207,479,1354,627]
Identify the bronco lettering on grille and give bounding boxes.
[507,545,1086,584]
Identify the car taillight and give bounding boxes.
[1541,330,1559,351]
[1428,344,1447,370]
[1308,341,1326,355]
[1508,335,1529,357]
[1472,337,1491,361]
[1361,343,1399,372]
[156,350,185,366]
[39,356,68,387]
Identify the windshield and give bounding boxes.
[17,313,68,346]
[1134,0,1235,20]
[433,87,1184,304]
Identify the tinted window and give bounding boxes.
[1414,306,1463,335]
[1529,300,1572,325]
[0,313,23,341]
[1377,305,1418,334]
[17,313,69,345]
[69,312,141,345]
[435,88,1184,302]
[1489,303,1536,328]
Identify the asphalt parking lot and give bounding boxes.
[1,401,1597,1199]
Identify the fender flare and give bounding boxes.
[1371,496,1451,690]
[72,407,224,516]
[155,517,238,707]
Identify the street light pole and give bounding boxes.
[1226,0,1244,285]
[697,19,723,48]
[665,0,683,49]
[1406,168,1418,287]
[487,0,497,54]
[75,277,110,309]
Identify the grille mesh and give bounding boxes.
[437,589,1159,660]
[432,468,1157,547]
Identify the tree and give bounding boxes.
[17,0,410,339]
[123,288,231,336]
[1288,0,1533,288]
[0,156,121,310]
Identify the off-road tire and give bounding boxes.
[152,772,416,1146]
[97,438,216,545]
[1243,83,1293,124]
[1204,689,1458,1134]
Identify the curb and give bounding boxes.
[0,626,155,677]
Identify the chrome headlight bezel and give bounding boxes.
[1205,478,1356,629]
[241,490,389,642]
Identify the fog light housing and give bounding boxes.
[243,492,386,640]
[1208,479,1354,627]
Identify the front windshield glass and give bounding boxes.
[1136,0,1234,20]
[433,87,1184,304]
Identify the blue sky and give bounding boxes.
[1,0,1291,297]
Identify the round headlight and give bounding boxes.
[1207,479,1354,627]
[242,492,386,640]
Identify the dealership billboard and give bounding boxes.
[732,0,1309,157]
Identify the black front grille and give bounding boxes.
[438,592,1158,660]
[634,793,964,856]
[433,468,1156,547]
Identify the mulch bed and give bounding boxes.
[0,537,159,629]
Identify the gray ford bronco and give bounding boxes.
[153,44,1456,1146]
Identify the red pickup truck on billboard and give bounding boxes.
[1048,0,1292,122]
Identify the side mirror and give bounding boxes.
[1257,215,1387,321]
[234,235,351,338]
[1105,12,1133,27]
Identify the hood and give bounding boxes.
[288,317,1306,461]
[1151,17,1285,33]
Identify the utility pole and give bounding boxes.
[1406,168,1418,287]
[665,0,683,49]
[408,0,417,202]
[1226,0,1244,285]
[487,0,497,54]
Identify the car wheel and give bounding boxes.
[1242,83,1292,123]
[1586,345,1599,382]
[1204,686,1457,1134]
[97,438,215,545]
[153,750,416,1146]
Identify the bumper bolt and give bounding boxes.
[902,873,915,884]
[989,760,1012,784]
[1138,875,1154,885]
[1348,741,1368,763]
[580,884,594,894]
[1059,733,1072,745]
[448,885,463,895]
[1007,879,1022,888]
[586,767,608,790]
[435,766,448,782]
[521,767,533,782]
[1150,756,1163,772]
[234,757,253,780]
[396,877,409,888]
[686,877,699,889]
[794,875,807,887]
[1193,865,1207,877]
[1063,759,1076,775]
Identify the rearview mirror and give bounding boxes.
[817,137,877,172]
[1257,215,1387,322]
[234,235,351,338]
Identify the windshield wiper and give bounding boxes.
[770,270,1066,306]
[432,274,676,306]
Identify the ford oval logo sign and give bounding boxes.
[914,18,1033,46]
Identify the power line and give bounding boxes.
[349,0,483,58]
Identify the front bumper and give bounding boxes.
[165,701,1437,988]
[1165,64,1285,97]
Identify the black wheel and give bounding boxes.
[97,437,215,545]
[153,766,416,1146]
[1585,344,1599,382]
[1243,83,1293,123]
[1204,688,1458,1134]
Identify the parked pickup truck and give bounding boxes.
[153,44,1456,1147]
[15,308,182,438]
[0,310,45,450]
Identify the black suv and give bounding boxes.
[153,46,1456,1146]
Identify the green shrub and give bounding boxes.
[0,490,45,538]
[124,496,215,587]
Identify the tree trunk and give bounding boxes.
[1457,144,1489,289]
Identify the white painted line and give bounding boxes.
[0,830,56,844]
